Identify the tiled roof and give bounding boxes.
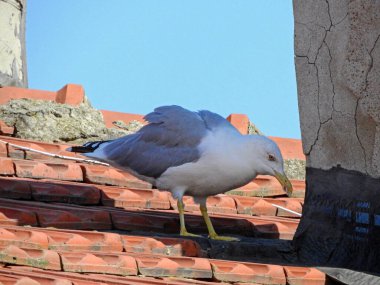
[0,84,326,285]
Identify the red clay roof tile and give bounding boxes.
[0,205,38,226]
[0,199,111,229]
[100,109,145,128]
[0,227,49,250]
[0,136,78,160]
[60,251,138,276]
[108,208,179,233]
[284,266,326,285]
[0,274,72,285]
[0,245,61,270]
[122,235,203,257]
[170,194,237,214]
[0,120,14,136]
[136,255,212,278]
[81,164,151,188]
[0,177,32,200]
[0,141,7,157]
[0,158,15,176]
[55,84,85,105]
[233,196,302,218]
[36,228,123,252]
[30,180,100,204]
[210,259,286,284]
[100,186,170,210]
[234,196,278,216]
[269,137,305,160]
[14,160,83,182]
[226,114,250,134]
[0,84,84,106]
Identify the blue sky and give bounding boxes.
[26,1,300,138]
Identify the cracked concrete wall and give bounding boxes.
[0,0,27,87]
[293,0,380,272]
[294,0,380,177]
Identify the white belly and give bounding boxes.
[156,129,256,197]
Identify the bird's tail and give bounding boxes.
[66,140,111,153]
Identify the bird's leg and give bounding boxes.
[199,203,239,241]
[177,198,200,237]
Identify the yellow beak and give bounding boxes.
[274,171,293,196]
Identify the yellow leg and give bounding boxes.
[177,199,200,237]
[200,204,239,241]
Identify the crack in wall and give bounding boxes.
[325,0,333,28]
[364,33,380,97]
[305,117,332,156]
[358,33,380,175]
[354,98,368,174]
[304,1,333,156]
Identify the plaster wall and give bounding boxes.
[294,0,380,177]
[293,0,380,272]
[0,0,27,87]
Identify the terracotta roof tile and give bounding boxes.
[122,235,203,257]
[14,159,83,182]
[60,251,138,276]
[0,227,49,250]
[170,194,237,214]
[0,245,61,270]
[0,140,7,157]
[269,137,305,160]
[136,255,213,278]
[284,266,326,285]
[0,120,14,136]
[30,180,100,204]
[0,177,32,200]
[0,136,78,161]
[233,195,302,218]
[0,205,38,226]
[0,84,84,106]
[0,274,72,285]
[101,186,171,209]
[37,228,123,252]
[226,114,250,134]
[0,198,111,229]
[108,208,179,233]
[0,157,15,176]
[210,259,286,284]
[100,109,145,128]
[81,164,151,188]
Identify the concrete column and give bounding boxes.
[0,0,27,87]
[293,0,380,272]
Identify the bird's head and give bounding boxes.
[246,135,293,196]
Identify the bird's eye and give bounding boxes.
[268,154,276,161]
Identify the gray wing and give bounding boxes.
[197,110,239,133]
[102,105,209,179]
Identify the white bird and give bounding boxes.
[68,105,293,241]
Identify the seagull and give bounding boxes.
[68,105,293,241]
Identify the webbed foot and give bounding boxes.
[209,233,239,241]
[180,229,201,237]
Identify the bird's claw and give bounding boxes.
[209,234,239,241]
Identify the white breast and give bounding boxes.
[156,128,257,197]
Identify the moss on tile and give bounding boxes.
[112,120,144,132]
[0,98,138,144]
[248,122,263,135]
[284,159,306,180]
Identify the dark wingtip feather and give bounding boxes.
[66,146,94,153]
